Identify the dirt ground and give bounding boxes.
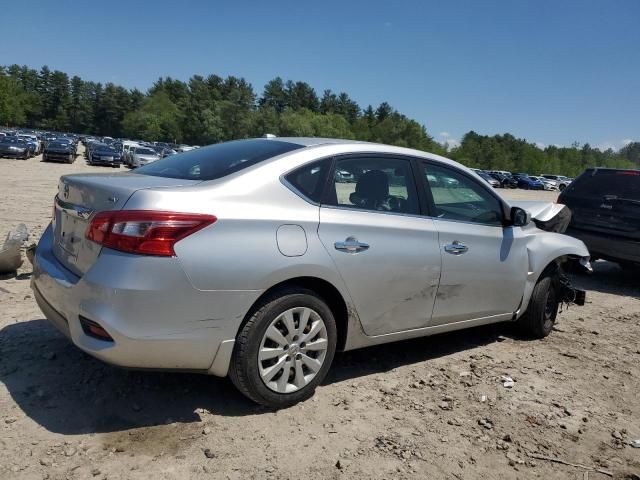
[1,148,639,480]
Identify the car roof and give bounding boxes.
[253,137,478,174]
[269,137,373,147]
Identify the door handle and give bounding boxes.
[444,240,468,255]
[334,237,370,253]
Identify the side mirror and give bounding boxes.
[511,206,531,227]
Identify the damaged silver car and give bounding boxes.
[31,138,589,408]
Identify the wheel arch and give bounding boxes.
[237,276,351,352]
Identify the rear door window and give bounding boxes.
[285,159,332,203]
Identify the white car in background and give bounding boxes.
[529,176,559,191]
[130,146,160,168]
[122,141,140,166]
[539,174,572,191]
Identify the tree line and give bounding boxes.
[1,64,637,176]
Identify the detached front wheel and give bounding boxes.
[229,288,337,408]
[518,272,559,338]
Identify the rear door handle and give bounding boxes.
[335,237,370,253]
[444,240,468,255]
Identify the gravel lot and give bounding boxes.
[1,149,639,479]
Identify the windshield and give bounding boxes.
[135,139,304,181]
[96,145,116,152]
[135,147,157,155]
[567,169,640,200]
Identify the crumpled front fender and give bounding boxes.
[517,230,590,318]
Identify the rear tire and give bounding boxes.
[229,287,337,408]
[518,272,559,339]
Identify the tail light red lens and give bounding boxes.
[86,210,216,256]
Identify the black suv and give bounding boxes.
[559,168,640,268]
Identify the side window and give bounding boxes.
[324,156,419,215]
[285,158,331,203]
[422,163,504,226]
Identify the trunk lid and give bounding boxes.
[560,169,640,240]
[52,172,201,276]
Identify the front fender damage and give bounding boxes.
[517,229,590,318]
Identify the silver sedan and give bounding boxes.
[32,138,589,407]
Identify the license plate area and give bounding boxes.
[56,210,86,258]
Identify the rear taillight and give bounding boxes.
[86,210,216,256]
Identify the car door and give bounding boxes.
[418,161,528,326]
[317,155,442,336]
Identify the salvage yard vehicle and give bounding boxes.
[529,175,559,191]
[540,174,571,191]
[489,172,518,188]
[43,140,76,163]
[130,146,160,168]
[559,167,640,270]
[477,171,500,188]
[0,137,31,159]
[87,143,122,167]
[512,173,545,190]
[32,138,589,408]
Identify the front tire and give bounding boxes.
[518,272,559,338]
[229,287,337,408]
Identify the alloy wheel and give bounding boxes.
[258,307,329,394]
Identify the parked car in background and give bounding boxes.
[122,141,140,166]
[539,174,571,191]
[87,143,122,167]
[489,172,518,188]
[32,137,589,408]
[18,134,42,155]
[529,176,558,191]
[43,140,77,163]
[512,173,545,190]
[130,146,160,167]
[54,137,77,154]
[335,169,355,183]
[0,137,31,159]
[559,168,640,269]
[477,171,500,188]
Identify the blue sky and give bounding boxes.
[3,0,638,150]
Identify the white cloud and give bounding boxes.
[595,138,635,151]
[535,142,546,150]
[443,138,460,148]
[439,131,450,138]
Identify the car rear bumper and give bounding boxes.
[566,227,640,264]
[31,224,261,375]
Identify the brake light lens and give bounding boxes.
[86,210,216,256]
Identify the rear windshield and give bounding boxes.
[566,169,640,200]
[135,139,304,181]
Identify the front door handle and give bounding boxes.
[335,237,370,254]
[444,240,468,255]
